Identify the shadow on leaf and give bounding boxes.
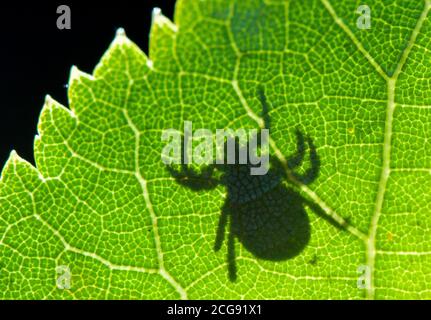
[167,88,345,281]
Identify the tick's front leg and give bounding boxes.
[167,163,219,190]
[214,203,229,251]
[286,129,320,185]
[287,129,306,170]
[292,136,320,185]
[227,223,237,281]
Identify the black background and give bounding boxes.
[0,300,425,317]
[0,1,175,167]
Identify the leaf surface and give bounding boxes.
[1,0,431,299]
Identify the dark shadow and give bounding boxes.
[167,149,219,191]
[219,185,311,281]
[167,88,330,281]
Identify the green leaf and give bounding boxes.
[1,0,431,299]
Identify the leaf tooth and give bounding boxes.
[149,7,179,72]
[93,28,151,77]
[38,94,76,138]
[43,94,57,108]
[68,65,94,86]
[0,150,20,180]
[152,7,178,33]
[44,94,75,118]
[7,150,37,174]
[34,134,41,150]
[0,150,38,182]
[34,94,77,180]
[116,27,126,37]
[8,150,20,163]
[112,27,133,46]
[43,95,60,111]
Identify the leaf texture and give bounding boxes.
[1,0,431,299]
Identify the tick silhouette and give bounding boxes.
[167,90,320,281]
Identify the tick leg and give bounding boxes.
[167,163,219,190]
[292,136,320,185]
[287,129,306,170]
[166,134,219,190]
[227,223,237,281]
[258,87,271,131]
[214,203,229,251]
[254,87,271,151]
